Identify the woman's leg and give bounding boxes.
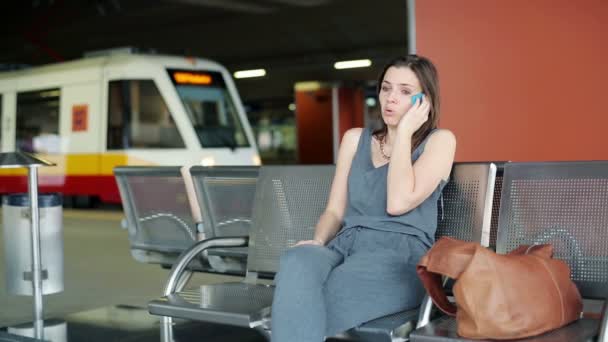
[271,244,343,342]
[324,230,427,336]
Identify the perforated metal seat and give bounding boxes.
[151,283,274,326]
[187,166,259,273]
[115,165,261,275]
[0,331,44,342]
[411,315,600,342]
[114,166,200,267]
[410,161,608,342]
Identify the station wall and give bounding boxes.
[417,0,608,161]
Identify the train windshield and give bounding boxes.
[168,69,250,149]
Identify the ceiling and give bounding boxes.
[0,0,410,103]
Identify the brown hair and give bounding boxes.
[373,55,441,151]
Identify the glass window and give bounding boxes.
[107,80,185,149]
[168,69,250,149]
[246,100,298,164]
[16,89,61,153]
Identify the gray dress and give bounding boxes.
[271,127,447,342]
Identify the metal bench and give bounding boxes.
[410,161,608,342]
[185,165,259,274]
[148,162,500,341]
[115,165,260,276]
[114,166,202,269]
[149,165,335,341]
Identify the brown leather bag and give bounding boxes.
[417,237,583,340]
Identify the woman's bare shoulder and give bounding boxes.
[428,128,456,147]
[335,128,364,158]
[342,127,364,148]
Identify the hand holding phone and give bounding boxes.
[411,93,424,105]
[399,92,430,135]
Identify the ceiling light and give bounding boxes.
[334,59,372,70]
[294,81,322,91]
[234,69,266,79]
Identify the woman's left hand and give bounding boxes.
[398,96,431,135]
[294,239,324,247]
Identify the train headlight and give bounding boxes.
[200,157,216,167]
[252,154,262,166]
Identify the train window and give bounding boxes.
[16,89,61,153]
[107,80,185,149]
[168,69,250,149]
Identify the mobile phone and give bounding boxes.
[411,93,424,105]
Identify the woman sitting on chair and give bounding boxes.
[271,54,457,342]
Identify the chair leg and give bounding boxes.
[254,325,271,340]
[161,316,174,342]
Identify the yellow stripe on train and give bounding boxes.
[0,153,155,176]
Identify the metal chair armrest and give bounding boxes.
[416,295,434,329]
[416,276,451,329]
[163,236,249,297]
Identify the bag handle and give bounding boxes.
[416,237,479,316]
[416,258,457,316]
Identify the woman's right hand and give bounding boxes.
[398,95,431,136]
[294,239,324,247]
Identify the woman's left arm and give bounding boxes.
[387,129,456,216]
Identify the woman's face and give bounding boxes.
[378,66,422,127]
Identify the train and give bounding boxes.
[0,51,260,204]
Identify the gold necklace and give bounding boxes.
[378,136,391,160]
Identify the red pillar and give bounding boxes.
[338,87,365,141]
[295,83,365,164]
[295,85,333,164]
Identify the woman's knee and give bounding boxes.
[277,245,341,283]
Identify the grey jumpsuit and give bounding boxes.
[271,127,447,341]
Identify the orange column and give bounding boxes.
[295,86,333,164]
[338,87,365,140]
[295,84,365,164]
[417,0,608,161]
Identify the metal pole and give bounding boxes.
[406,0,416,54]
[27,166,44,340]
[161,316,174,342]
[331,85,339,164]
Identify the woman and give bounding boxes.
[271,55,456,342]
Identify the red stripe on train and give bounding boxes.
[0,175,121,203]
